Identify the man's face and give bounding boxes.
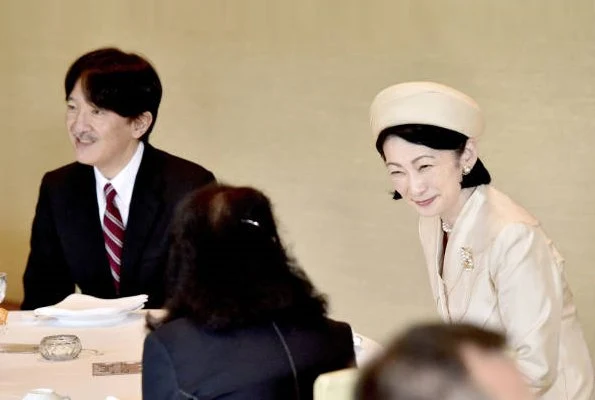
[462,345,534,400]
[65,80,144,179]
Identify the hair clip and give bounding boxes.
[241,218,260,227]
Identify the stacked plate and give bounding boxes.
[33,294,148,327]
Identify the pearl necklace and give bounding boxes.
[441,220,453,233]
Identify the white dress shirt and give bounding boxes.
[94,142,144,227]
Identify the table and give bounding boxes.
[1,311,146,400]
[0,311,381,400]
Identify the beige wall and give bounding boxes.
[1,0,594,357]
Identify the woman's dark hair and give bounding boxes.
[148,183,328,331]
[376,124,491,200]
[64,47,162,142]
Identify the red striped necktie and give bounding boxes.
[102,183,124,293]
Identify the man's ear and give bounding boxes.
[131,112,153,139]
[461,138,479,171]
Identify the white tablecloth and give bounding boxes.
[0,311,381,400]
[1,311,147,400]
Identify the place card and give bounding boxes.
[0,343,39,353]
[92,361,142,376]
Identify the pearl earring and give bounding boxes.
[462,165,471,175]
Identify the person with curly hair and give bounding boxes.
[142,184,355,400]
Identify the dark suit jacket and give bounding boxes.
[142,316,355,400]
[21,145,215,310]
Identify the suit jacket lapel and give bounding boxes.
[120,145,163,284]
[419,216,452,321]
[65,166,115,295]
[442,186,489,322]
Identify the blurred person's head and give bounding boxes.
[356,323,533,400]
[64,47,162,178]
[460,341,533,400]
[148,183,328,331]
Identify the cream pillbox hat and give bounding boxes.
[370,81,484,139]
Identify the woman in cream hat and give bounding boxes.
[370,81,594,400]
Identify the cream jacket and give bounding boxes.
[418,185,594,400]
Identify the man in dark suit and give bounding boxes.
[21,48,215,310]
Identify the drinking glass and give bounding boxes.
[39,335,82,361]
[0,272,6,304]
[0,272,6,334]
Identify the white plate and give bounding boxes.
[34,294,148,319]
[33,294,148,328]
[40,309,144,328]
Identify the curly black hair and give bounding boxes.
[147,184,328,331]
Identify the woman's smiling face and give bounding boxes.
[383,135,475,224]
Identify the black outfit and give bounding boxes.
[22,144,215,310]
[142,316,355,400]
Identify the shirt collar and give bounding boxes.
[94,142,145,203]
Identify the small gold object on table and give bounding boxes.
[92,361,142,376]
[0,307,7,334]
